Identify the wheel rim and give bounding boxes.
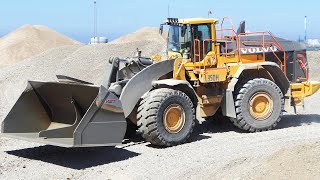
[163,104,186,133]
[249,92,273,121]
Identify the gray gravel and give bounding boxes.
[0,45,320,179]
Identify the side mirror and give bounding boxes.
[159,25,164,35]
[181,25,186,37]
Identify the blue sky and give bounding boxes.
[0,0,319,43]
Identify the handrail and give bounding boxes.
[193,39,201,70]
[218,17,236,40]
[297,59,309,81]
[203,37,236,66]
[268,31,287,74]
[194,17,287,78]
[237,31,287,75]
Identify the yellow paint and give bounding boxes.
[173,58,186,80]
[303,81,320,97]
[168,51,182,60]
[163,104,186,134]
[291,81,320,98]
[186,71,198,81]
[249,92,273,120]
[228,64,241,78]
[203,52,217,66]
[151,54,164,62]
[241,54,265,64]
[199,104,220,117]
[198,94,223,118]
[162,17,320,110]
[198,68,228,83]
[167,18,219,25]
[291,81,320,106]
[291,83,304,105]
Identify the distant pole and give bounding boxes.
[168,0,175,17]
[208,10,212,18]
[304,16,307,42]
[94,0,97,39]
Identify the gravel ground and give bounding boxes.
[1,112,320,179]
[0,42,320,179]
[247,141,320,180]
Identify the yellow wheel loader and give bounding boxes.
[2,17,320,147]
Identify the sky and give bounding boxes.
[0,0,319,43]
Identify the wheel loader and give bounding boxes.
[2,17,320,147]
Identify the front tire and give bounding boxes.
[230,78,284,132]
[137,88,195,146]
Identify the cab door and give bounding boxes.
[192,24,212,62]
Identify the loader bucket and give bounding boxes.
[1,81,127,147]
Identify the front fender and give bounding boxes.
[152,79,198,106]
[120,60,174,118]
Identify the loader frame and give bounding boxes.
[2,17,320,148]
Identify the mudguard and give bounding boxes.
[120,60,175,117]
[223,62,290,118]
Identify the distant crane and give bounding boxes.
[94,0,97,39]
[90,0,107,44]
[167,0,176,17]
[304,16,307,42]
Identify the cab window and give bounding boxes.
[192,24,212,60]
[167,25,192,53]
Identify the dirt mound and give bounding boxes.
[111,27,166,44]
[249,141,320,180]
[0,25,80,68]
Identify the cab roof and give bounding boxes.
[166,18,218,25]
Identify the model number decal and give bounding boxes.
[207,74,220,82]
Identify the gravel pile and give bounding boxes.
[0,25,80,69]
[111,27,166,44]
[0,28,320,179]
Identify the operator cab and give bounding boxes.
[160,18,216,62]
[160,18,309,83]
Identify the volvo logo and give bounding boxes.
[241,46,278,55]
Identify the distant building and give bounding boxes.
[305,39,320,50]
[90,37,108,44]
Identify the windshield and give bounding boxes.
[167,25,191,53]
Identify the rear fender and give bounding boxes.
[223,62,290,118]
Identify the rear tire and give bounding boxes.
[230,78,284,132]
[137,88,195,146]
